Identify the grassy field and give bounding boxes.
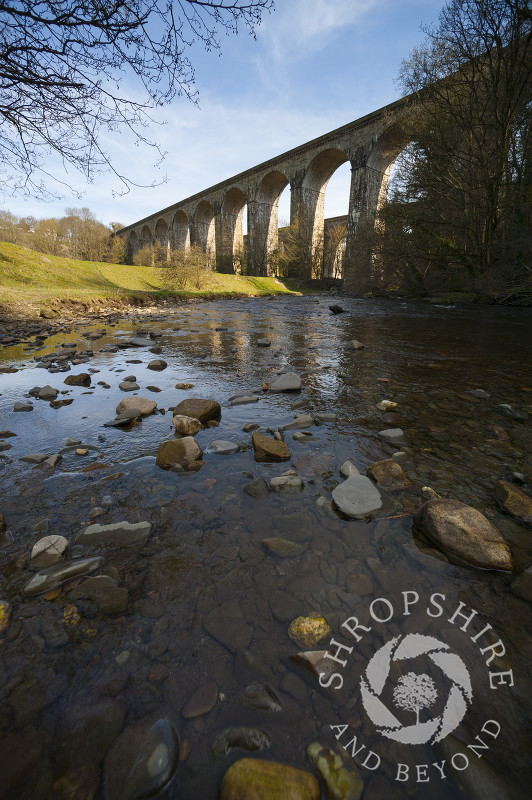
[0,242,298,317]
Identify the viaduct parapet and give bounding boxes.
[117,94,413,293]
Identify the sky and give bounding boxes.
[2,0,444,230]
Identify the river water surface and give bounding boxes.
[0,295,531,800]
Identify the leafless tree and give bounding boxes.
[0,1,274,199]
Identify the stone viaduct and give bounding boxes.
[117,94,413,294]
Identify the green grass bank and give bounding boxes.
[0,242,298,319]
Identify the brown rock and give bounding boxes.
[64,373,91,387]
[172,415,202,435]
[220,758,320,800]
[367,459,411,490]
[172,398,221,423]
[116,396,156,416]
[252,431,290,462]
[155,437,203,469]
[413,499,513,570]
[493,481,532,527]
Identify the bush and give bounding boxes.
[162,245,212,290]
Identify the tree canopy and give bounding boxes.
[0,1,274,199]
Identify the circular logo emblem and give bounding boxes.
[360,633,472,745]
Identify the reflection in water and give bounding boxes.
[0,296,531,799]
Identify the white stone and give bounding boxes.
[283,414,314,430]
[378,428,407,445]
[332,476,383,519]
[340,460,360,477]
[270,475,305,493]
[30,535,69,569]
[269,372,302,392]
[347,340,364,350]
[376,400,397,411]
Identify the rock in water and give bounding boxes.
[329,305,345,314]
[103,718,178,800]
[307,742,363,800]
[172,415,203,435]
[493,481,532,527]
[211,727,271,758]
[269,372,302,392]
[288,616,331,649]
[332,476,383,519]
[23,557,103,597]
[367,459,411,490]
[30,535,69,569]
[413,499,513,570]
[116,397,156,416]
[206,440,240,455]
[76,520,153,547]
[172,398,221,423]
[182,682,218,719]
[64,373,91,387]
[156,437,203,469]
[252,431,290,462]
[220,758,320,800]
[147,359,167,371]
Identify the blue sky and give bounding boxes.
[3,0,443,229]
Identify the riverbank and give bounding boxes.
[0,241,298,320]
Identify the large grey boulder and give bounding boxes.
[332,476,383,519]
[413,499,513,570]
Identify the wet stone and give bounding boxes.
[30,535,69,570]
[307,741,363,800]
[270,474,305,493]
[269,372,302,392]
[0,599,12,634]
[172,415,202,435]
[332,476,383,519]
[156,437,203,469]
[252,431,291,462]
[263,537,305,558]
[147,359,167,370]
[367,459,411,491]
[340,460,360,477]
[203,599,252,653]
[116,396,156,416]
[64,373,91,387]
[103,718,179,800]
[220,758,319,800]
[172,397,221,423]
[239,682,282,712]
[119,381,140,391]
[23,556,104,597]
[269,589,304,622]
[510,565,532,603]
[228,394,260,405]
[244,478,270,500]
[283,414,315,431]
[69,575,128,614]
[77,520,153,547]
[206,440,240,455]
[19,453,50,464]
[182,681,218,719]
[288,615,331,649]
[378,428,407,446]
[413,499,513,570]
[493,481,532,527]
[211,727,271,758]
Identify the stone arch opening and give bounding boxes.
[299,148,349,278]
[193,200,215,262]
[251,170,289,276]
[128,230,139,263]
[155,218,169,259]
[220,187,247,273]
[141,224,153,246]
[173,210,190,251]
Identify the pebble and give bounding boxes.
[263,537,305,557]
[147,359,167,370]
[270,474,305,493]
[340,460,360,477]
[69,575,128,614]
[288,615,331,648]
[307,741,363,800]
[30,535,69,570]
[116,397,157,416]
[13,402,33,412]
[220,758,319,800]
[283,414,314,431]
[211,727,271,758]
[378,427,407,445]
[206,440,240,455]
[19,453,50,464]
[0,599,12,634]
[239,683,282,712]
[332,476,383,519]
[182,681,219,719]
[103,718,179,800]
[244,478,271,499]
[119,381,140,391]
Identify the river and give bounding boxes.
[0,295,531,800]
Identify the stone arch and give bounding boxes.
[250,170,290,276]
[219,186,247,273]
[172,210,190,251]
[193,200,215,261]
[155,218,169,247]
[299,148,349,276]
[141,224,153,246]
[128,230,139,262]
[367,121,412,212]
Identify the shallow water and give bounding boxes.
[0,296,531,799]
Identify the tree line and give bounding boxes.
[0,208,126,263]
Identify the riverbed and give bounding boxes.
[0,295,531,800]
